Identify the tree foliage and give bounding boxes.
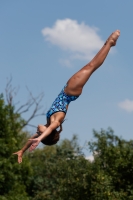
[0,94,32,200]
[1,92,133,200]
[88,128,133,199]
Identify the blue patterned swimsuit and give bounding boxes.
[46,84,79,118]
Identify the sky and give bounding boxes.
[0,1,133,156]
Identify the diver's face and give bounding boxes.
[37,124,47,134]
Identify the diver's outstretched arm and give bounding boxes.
[13,133,39,163]
[28,121,60,151]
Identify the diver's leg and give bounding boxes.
[65,30,120,96]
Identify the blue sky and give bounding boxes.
[0,1,133,156]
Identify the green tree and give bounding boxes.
[0,94,32,200]
[0,80,46,200]
[2,82,133,200]
[88,128,133,199]
[28,136,91,200]
[28,129,133,200]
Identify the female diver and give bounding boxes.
[13,30,120,163]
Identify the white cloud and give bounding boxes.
[86,155,94,162]
[118,99,133,112]
[41,19,104,62]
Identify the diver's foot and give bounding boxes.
[105,30,120,46]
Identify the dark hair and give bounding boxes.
[41,129,60,146]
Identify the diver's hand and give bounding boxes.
[13,150,23,164]
[28,138,41,152]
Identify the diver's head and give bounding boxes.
[41,129,60,145]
